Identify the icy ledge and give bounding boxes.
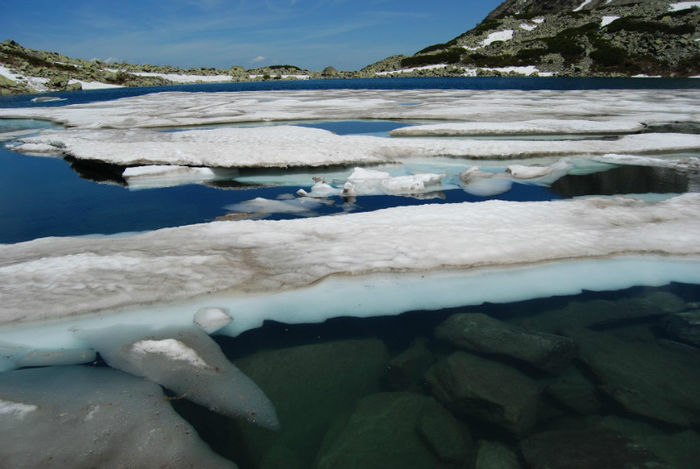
[10,126,700,167]
[1,194,699,329]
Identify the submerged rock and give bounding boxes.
[569,328,700,428]
[384,337,435,391]
[475,440,522,469]
[434,313,576,373]
[662,310,700,348]
[425,351,541,436]
[0,366,236,468]
[515,291,688,333]
[316,392,472,469]
[520,429,669,469]
[545,365,601,416]
[76,325,279,429]
[229,338,390,469]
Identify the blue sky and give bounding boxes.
[1,0,503,70]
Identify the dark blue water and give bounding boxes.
[0,143,560,244]
[0,77,698,109]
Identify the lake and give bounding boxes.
[0,77,699,469]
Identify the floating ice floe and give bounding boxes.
[10,126,700,168]
[1,89,697,130]
[1,195,699,334]
[0,366,237,468]
[593,154,700,170]
[76,326,279,429]
[225,196,325,218]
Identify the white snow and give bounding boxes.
[574,0,593,12]
[131,71,234,83]
[193,307,232,333]
[533,17,545,24]
[375,64,448,76]
[481,29,514,47]
[67,79,123,90]
[389,119,645,136]
[669,2,700,12]
[0,65,49,92]
[0,399,37,419]
[601,16,619,27]
[520,23,538,31]
[131,339,211,369]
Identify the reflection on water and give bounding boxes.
[552,165,693,197]
[166,283,700,469]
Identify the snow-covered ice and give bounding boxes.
[1,194,699,329]
[389,119,646,136]
[1,89,697,130]
[11,126,700,168]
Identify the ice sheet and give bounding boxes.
[11,127,700,168]
[1,194,698,327]
[389,119,645,136]
[1,89,697,130]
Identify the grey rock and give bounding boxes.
[0,366,236,468]
[385,337,435,390]
[425,351,541,436]
[475,440,521,469]
[662,310,700,347]
[545,365,601,415]
[514,291,687,333]
[521,428,669,469]
[435,313,576,373]
[316,392,472,469]
[231,338,390,469]
[570,328,700,427]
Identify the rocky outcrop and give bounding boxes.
[434,313,576,373]
[369,0,700,77]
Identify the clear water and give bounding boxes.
[0,78,699,468]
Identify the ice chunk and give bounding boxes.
[0,342,95,372]
[194,306,233,333]
[225,197,323,217]
[458,167,514,196]
[75,326,279,429]
[0,366,236,468]
[123,164,238,189]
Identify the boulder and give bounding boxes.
[315,392,472,469]
[475,440,522,469]
[385,337,435,390]
[520,428,669,469]
[569,328,700,427]
[435,313,576,373]
[229,338,390,469]
[545,365,601,415]
[425,351,541,436]
[514,291,687,333]
[662,310,700,348]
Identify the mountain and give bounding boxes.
[364,0,700,77]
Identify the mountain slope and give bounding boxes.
[368,0,700,77]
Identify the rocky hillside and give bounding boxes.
[0,40,316,95]
[367,0,700,77]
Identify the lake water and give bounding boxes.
[1,77,699,469]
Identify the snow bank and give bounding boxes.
[574,0,593,12]
[0,65,49,92]
[131,71,234,83]
[67,79,123,90]
[482,30,514,47]
[601,16,619,27]
[669,2,700,12]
